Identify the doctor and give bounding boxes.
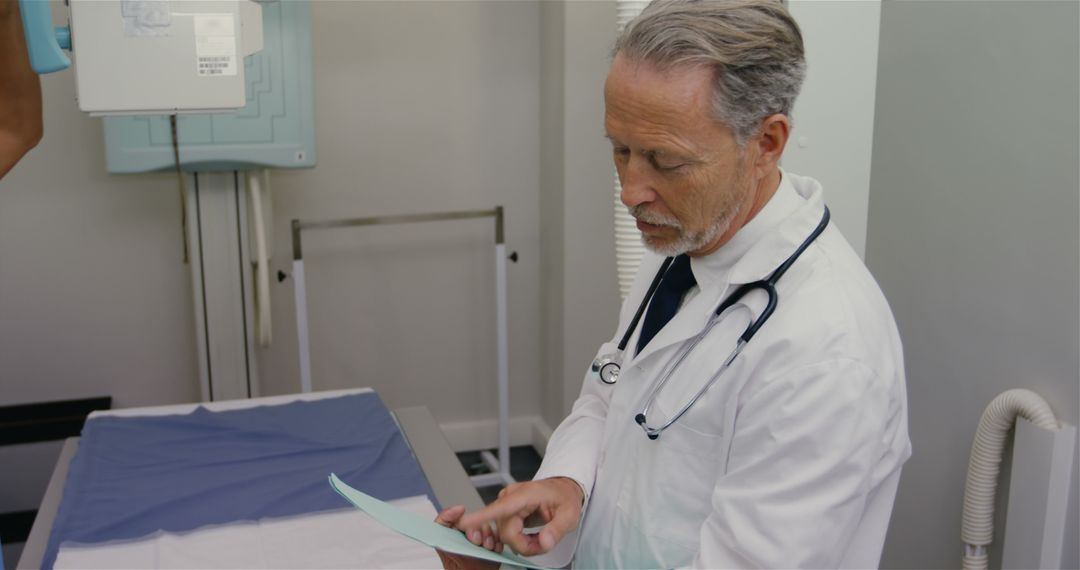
[440,0,911,567]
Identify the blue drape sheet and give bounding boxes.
[42,393,436,569]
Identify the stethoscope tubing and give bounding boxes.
[605,205,832,440]
[616,256,675,353]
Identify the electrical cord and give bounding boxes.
[170,114,190,264]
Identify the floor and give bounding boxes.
[455,445,543,504]
[1,542,22,570]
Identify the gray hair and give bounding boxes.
[614,0,806,145]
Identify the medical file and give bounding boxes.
[329,473,557,570]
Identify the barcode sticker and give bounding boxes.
[196,54,236,76]
[193,14,237,77]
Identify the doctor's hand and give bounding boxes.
[458,477,583,557]
[434,505,501,570]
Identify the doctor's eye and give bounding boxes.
[649,154,687,173]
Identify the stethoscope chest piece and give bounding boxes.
[591,354,622,385]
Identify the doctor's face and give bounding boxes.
[605,54,753,257]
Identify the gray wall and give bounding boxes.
[540,0,567,428]
[867,2,1079,568]
[0,0,544,529]
[257,1,544,429]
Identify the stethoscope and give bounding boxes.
[591,206,830,440]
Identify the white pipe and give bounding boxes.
[494,243,513,483]
[292,259,313,393]
[961,389,1059,570]
[247,171,272,347]
[613,2,650,300]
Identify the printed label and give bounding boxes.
[194,14,237,77]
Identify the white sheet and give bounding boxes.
[87,388,375,419]
[54,495,442,569]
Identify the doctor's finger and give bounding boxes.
[499,531,545,557]
[478,523,497,549]
[536,503,578,552]
[462,523,493,547]
[459,493,539,530]
[495,509,549,555]
[436,506,491,548]
[435,505,467,527]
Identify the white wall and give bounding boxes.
[867,2,1079,567]
[783,0,881,259]
[539,0,620,430]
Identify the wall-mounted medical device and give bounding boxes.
[102,0,316,173]
[19,0,264,115]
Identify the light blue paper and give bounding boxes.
[329,473,555,570]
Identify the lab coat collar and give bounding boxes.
[729,171,826,285]
[631,171,827,366]
[688,169,806,288]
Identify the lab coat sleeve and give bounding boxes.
[533,254,666,499]
[688,358,897,569]
[525,354,614,569]
[532,359,612,504]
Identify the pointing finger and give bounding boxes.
[458,493,538,531]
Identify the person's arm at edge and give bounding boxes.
[0,0,44,179]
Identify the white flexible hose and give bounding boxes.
[961,389,1059,570]
[248,170,272,347]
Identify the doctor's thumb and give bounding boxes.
[538,508,576,552]
[538,527,560,552]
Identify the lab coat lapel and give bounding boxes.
[628,281,724,367]
[628,175,826,368]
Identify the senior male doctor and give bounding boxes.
[437,1,911,567]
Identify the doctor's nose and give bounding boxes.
[618,158,656,209]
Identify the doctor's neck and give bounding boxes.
[689,167,782,258]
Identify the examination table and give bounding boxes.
[17,389,484,569]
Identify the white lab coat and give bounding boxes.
[534,172,911,569]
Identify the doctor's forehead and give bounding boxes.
[603,55,724,151]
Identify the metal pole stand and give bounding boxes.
[291,207,515,488]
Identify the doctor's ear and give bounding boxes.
[749,114,790,175]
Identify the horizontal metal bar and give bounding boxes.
[296,208,498,232]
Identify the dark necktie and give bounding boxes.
[636,254,697,355]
